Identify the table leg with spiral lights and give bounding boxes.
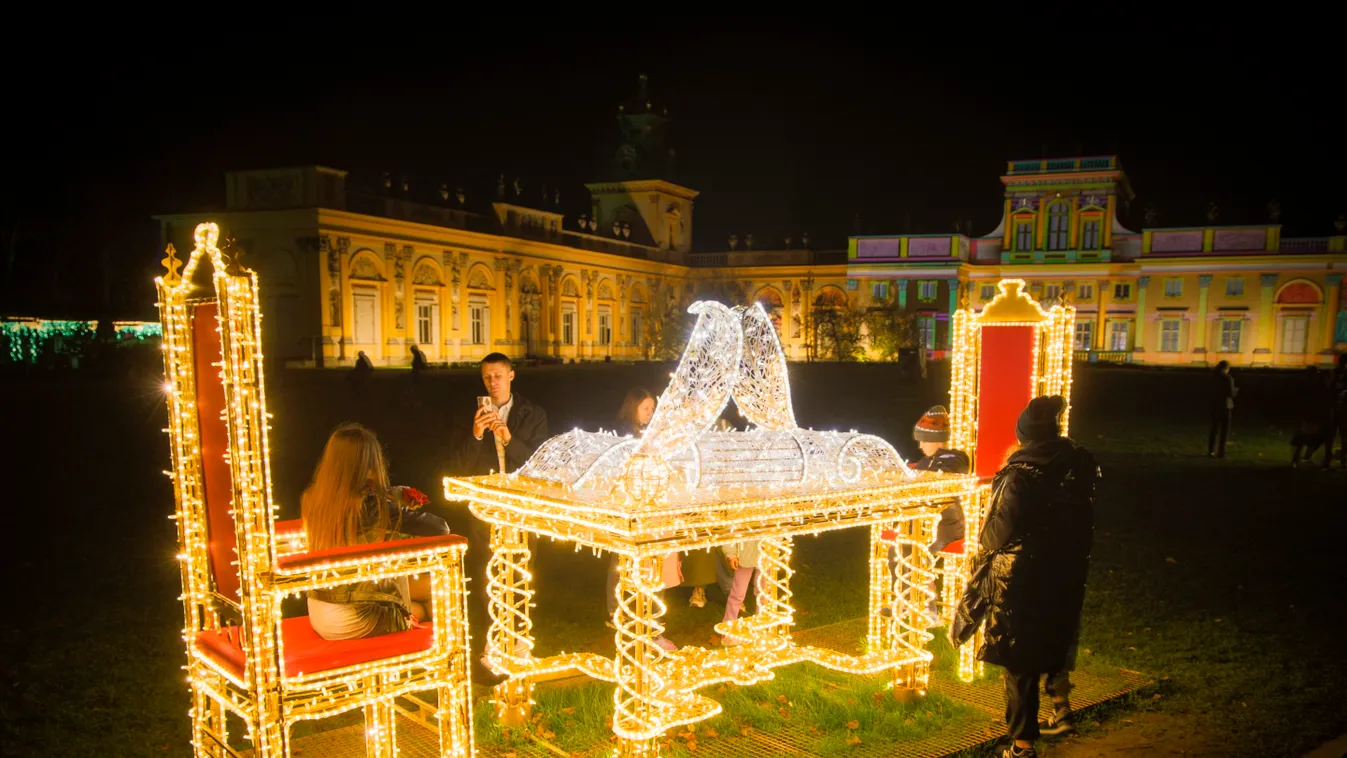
[875,513,940,696]
[612,554,672,758]
[485,524,536,727]
[753,536,796,642]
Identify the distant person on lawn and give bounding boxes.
[302,423,449,640]
[1207,360,1237,458]
[408,344,429,406]
[1325,353,1347,470]
[1290,366,1333,467]
[348,350,374,403]
[952,396,1099,758]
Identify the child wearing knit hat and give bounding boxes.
[883,405,972,621]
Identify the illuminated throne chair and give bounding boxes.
[448,301,975,756]
[157,224,473,758]
[941,278,1076,680]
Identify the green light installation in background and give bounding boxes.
[1,318,162,365]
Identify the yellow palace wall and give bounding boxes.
[156,209,849,367]
[964,258,1345,367]
[155,208,1343,370]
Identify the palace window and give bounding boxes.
[872,281,889,300]
[980,284,996,301]
[1219,319,1243,353]
[1047,201,1070,251]
[631,309,643,346]
[1081,219,1101,249]
[1109,321,1130,351]
[1226,278,1245,296]
[1044,284,1062,303]
[598,308,612,347]
[1160,319,1182,352]
[561,307,576,345]
[1015,221,1034,252]
[469,299,488,345]
[1074,320,1094,351]
[846,279,859,291]
[415,302,434,345]
[1078,282,1094,300]
[918,316,936,348]
[1113,282,1132,300]
[1281,316,1308,354]
[917,280,938,300]
[1164,278,1183,298]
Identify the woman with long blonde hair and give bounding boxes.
[302,423,450,640]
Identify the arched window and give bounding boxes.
[1047,201,1070,251]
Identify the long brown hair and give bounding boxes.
[301,423,395,551]
[616,387,655,436]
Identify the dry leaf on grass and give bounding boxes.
[845,735,862,746]
[846,720,860,730]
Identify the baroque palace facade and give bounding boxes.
[155,87,1345,369]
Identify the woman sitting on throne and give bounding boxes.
[302,423,451,640]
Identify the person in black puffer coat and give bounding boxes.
[952,396,1099,758]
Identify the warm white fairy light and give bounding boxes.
[447,299,976,756]
[158,223,474,757]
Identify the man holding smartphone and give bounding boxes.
[450,353,550,675]
[452,352,549,476]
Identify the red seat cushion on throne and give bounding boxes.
[195,618,434,680]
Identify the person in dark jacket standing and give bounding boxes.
[449,352,550,646]
[1324,354,1347,470]
[451,353,550,476]
[1208,360,1237,458]
[408,344,429,408]
[1290,366,1333,467]
[952,396,1099,758]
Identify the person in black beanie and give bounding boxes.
[952,396,1099,758]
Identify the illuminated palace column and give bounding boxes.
[949,278,1075,681]
[491,257,508,352]
[1193,274,1213,363]
[539,265,557,357]
[1254,273,1278,364]
[1132,276,1149,354]
[1322,273,1342,355]
[1094,277,1109,350]
[485,524,535,726]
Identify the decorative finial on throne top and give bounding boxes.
[161,243,183,284]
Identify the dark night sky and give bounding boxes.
[3,16,1342,317]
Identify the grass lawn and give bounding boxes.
[2,359,1343,756]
